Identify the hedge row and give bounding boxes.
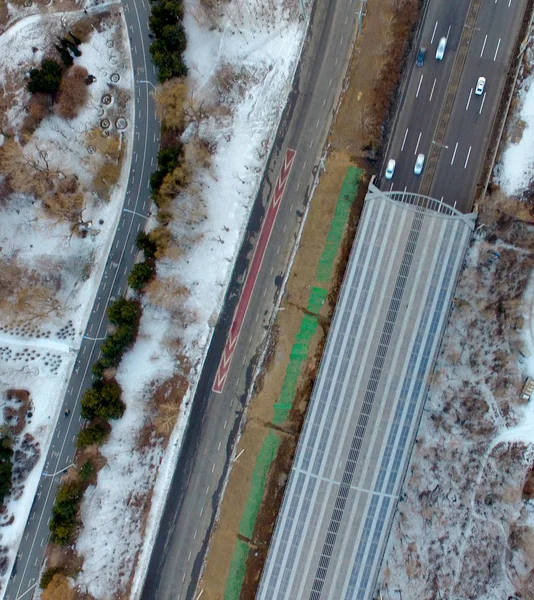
[149,0,188,82]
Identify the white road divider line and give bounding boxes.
[451,142,458,165]
[466,88,473,111]
[464,145,472,169]
[494,38,501,61]
[479,92,486,114]
[416,74,424,98]
[431,21,438,44]
[401,127,409,151]
[414,131,422,155]
[429,78,436,101]
[480,34,487,57]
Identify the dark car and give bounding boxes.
[416,46,426,67]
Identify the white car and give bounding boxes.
[414,153,425,176]
[436,37,447,60]
[475,76,486,96]
[385,159,396,180]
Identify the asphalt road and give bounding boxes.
[4,1,159,598]
[381,0,526,213]
[139,0,368,599]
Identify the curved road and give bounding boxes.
[4,0,159,597]
[140,0,368,598]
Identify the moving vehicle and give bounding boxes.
[64,409,70,417]
[416,47,426,67]
[475,76,486,96]
[414,153,425,175]
[385,159,396,180]
[436,37,447,60]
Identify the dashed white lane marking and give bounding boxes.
[494,38,501,61]
[429,78,436,101]
[389,182,394,191]
[451,141,458,165]
[430,21,438,44]
[480,34,487,57]
[414,131,422,155]
[464,145,472,169]
[479,92,486,114]
[447,24,451,39]
[416,74,424,98]
[466,88,473,110]
[401,127,409,151]
[217,441,221,451]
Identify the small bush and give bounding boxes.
[49,481,81,545]
[150,144,184,192]
[79,460,95,481]
[28,60,62,95]
[55,65,89,119]
[77,423,109,448]
[136,231,158,259]
[0,436,14,500]
[128,262,155,291]
[40,567,61,590]
[81,380,125,421]
[108,297,142,327]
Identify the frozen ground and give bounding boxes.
[379,46,534,600]
[0,4,134,594]
[495,46,534,197]
[72,0,307,598]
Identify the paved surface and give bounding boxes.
[257,188,475,600]
[140,0,368,598]
[4,2,159,598]
[382,0,526,213]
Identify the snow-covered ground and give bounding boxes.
[0,3,134,593]
[495,46,534,197]
[71,0,307,598]
[378,46,534,600]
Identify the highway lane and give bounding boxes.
[382,0,527,213]
[140,0,368,598]
[4,1,159,598]
[430,0,526,210]
[382,0,472,192]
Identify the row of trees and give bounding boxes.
[149,0,188,82]
[47,298,140,546]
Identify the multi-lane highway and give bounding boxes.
[139,0,369,598]
[382,0,526,212]
[4,1,159,598]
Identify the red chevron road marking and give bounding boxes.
[213,148,296,394]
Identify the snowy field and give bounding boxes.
[378,47,534,600]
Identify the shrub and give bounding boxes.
[80,380,125,421]
[149,0,184,36]
[136,231,158,259]
[79,460,95,481]
[108,297,142,327]
[49,481,81,545]
[128,262,155,291]
[76,423,109,448]
[28,60,62,95]
[0,436,14,500]
[150,144,184,192]
[55,65,89,119]
[40,567,61,590]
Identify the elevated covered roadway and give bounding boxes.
[257,185,475,599]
